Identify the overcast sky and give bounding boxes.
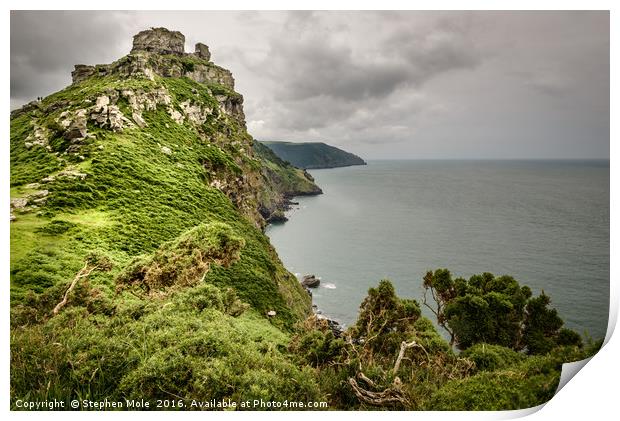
[10,11,609,159]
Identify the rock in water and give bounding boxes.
[301,274,320,288]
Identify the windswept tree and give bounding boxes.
[350,279,421,354]
[422,269,582,354]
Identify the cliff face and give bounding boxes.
[10,27,316,322]
[261,141,367,169]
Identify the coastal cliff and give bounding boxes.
[10,28,321,402]
[261,141,366,169]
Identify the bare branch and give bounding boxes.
[52,263,99,316]
[348,375,408,407]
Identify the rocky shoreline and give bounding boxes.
[299,273,344,338]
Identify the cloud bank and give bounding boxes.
[10,11,609,159]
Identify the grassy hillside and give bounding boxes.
[10,34,322,405]
[261,141,366,169]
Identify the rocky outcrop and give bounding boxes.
[24,126,50,150]
[185,65,235,90]
[10,190,50,219]
[71,64,97,84]
[91,94,132,132]
[70,28,235,90]
[194,43,211,61]
[131,27,185,56]
[301,274,321,288]
[62,109,88,140]
[47,84,227,150]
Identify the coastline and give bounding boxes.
[265,168,345,334]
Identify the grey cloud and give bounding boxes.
[268,39,410,102]
[10,11,609,159]
[260,12,482,103]
[11,11,134,104]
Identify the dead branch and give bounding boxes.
[422,287,455,346]
[348,374,408,407]
[357,372,376,388]
[52,263,99,316]
[393,340,431,374]
[393,340,416,374]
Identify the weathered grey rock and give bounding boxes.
[168,107,184,124]
[96,95,110,110]
[132,112,147,128]
[63,109,88,140]
[122,87,172,113]
[107,105,125,131]
[31,190,49,199]
[161,146,172,155]
[10,198,28,209]
[185,64,235,90]
[215,94,244,121]
[194,43,211,61]
[71,64,96,83]
[301,274,320,288]
[88,95,131,131]
[131,27,185,55]
[57,169,88,180]
[25,126,49,149]
[180,100,211,125]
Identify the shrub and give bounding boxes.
[116,222,245,294]
[350,280,421,356]
[461,343,525,372]
[35,220,78,235]
[290,315,345,367]
[422,269,582,354]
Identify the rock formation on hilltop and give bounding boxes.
[11,27,319,229]
[131,27,186,55]
[70,28,234,93]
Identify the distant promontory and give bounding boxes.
[261,141,367,169]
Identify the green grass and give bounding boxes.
[11,285,323,408]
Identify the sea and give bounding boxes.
[266,160,610,340]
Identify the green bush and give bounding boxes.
[116,222,245,294]
[36,220,78,235]
[461,343,525,372]
[422,269,583,354]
